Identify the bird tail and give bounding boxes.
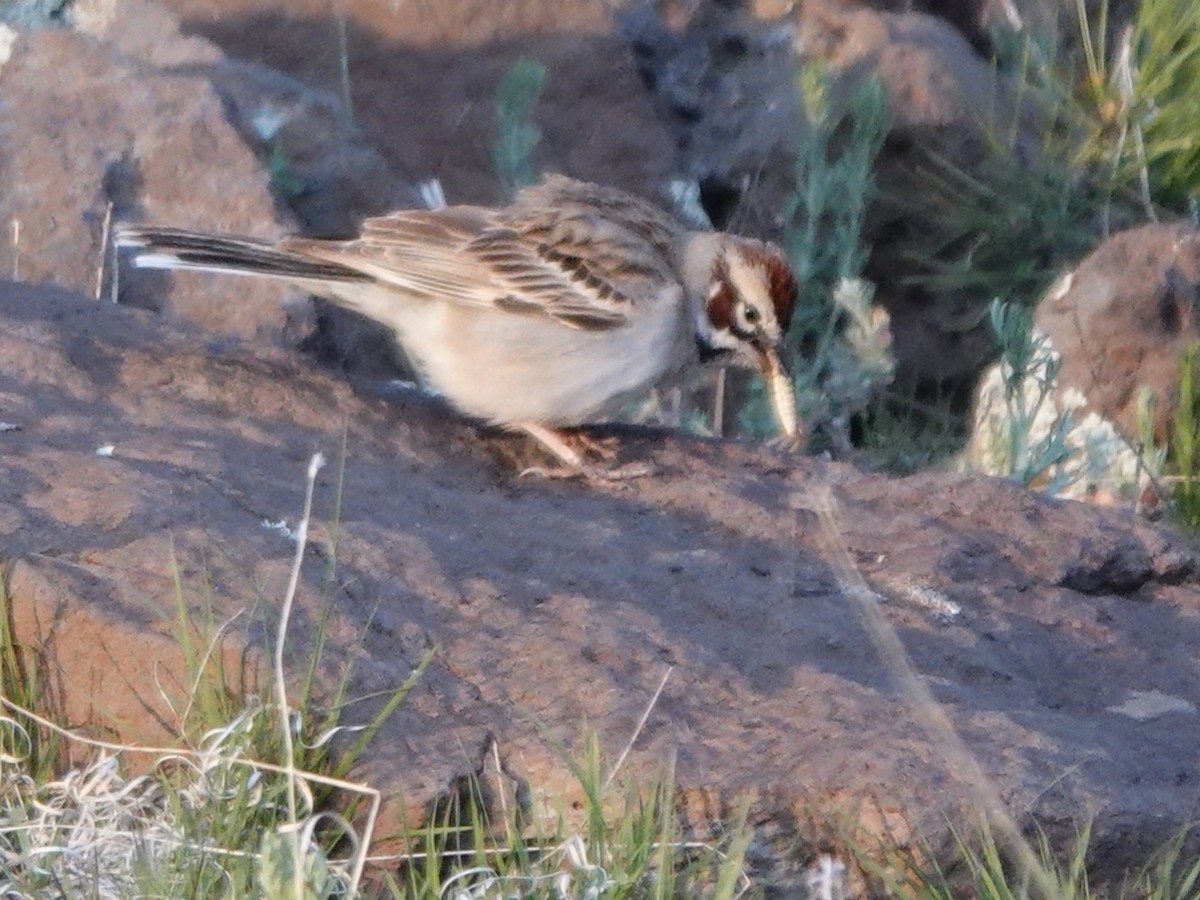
[115,225,370,284]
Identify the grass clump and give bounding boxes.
[960,298,1157,502]
[967,300,1079,492]
[395,730,753,900]
[901,148,1108,312]
[0,567,62,784]
[877,817,1200,900]
[1165,343,1200,528]
[783,66,888,301]
[1074,0,1200,213]
[910,0,1200,315]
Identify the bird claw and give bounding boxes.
[519,461,658,482]
[595,462,659,481]
[519,464,579,480]
[514,422,656,482]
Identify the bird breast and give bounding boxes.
[338,282,690,427]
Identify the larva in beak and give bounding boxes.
[758,346,798,438]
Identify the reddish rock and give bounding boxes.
[0,25,301,342]
[3,281,1199,890]
[3,2,1200,891]
[158,0,676,209]
[1037,221,1200,442]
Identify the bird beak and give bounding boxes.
[757,344,798,438]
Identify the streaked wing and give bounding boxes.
[468,228,627,330]
[283,204,631,331]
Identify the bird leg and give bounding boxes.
[515,422,655,481]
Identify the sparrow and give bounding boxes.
[115,175,799,478]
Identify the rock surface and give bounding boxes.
[1037,221,1200,443]
[0,24,300,342]
[4,0,1200,893]
[163,0,676,209]
[3,281,1200,891]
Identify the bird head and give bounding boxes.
[684,235,799,438]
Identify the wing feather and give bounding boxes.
[281,179,684,331]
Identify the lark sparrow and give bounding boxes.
[116,175,799,477]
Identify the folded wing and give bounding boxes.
[285,205,631,331]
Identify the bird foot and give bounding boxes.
[513,422,656,482]
[519,461,658,482]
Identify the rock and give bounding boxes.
[158,0,615,48]
[158,0,676,209]
[197,59,416,237]
[175,56,422,376]
[765,0,998,52]
[0,24,299,343]
[70,0,216,65]
[620,1,802,198]
[80,0,417,237]
[3,280,1200,890]
[1036,221,1200,444]
[0,1,444,374]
